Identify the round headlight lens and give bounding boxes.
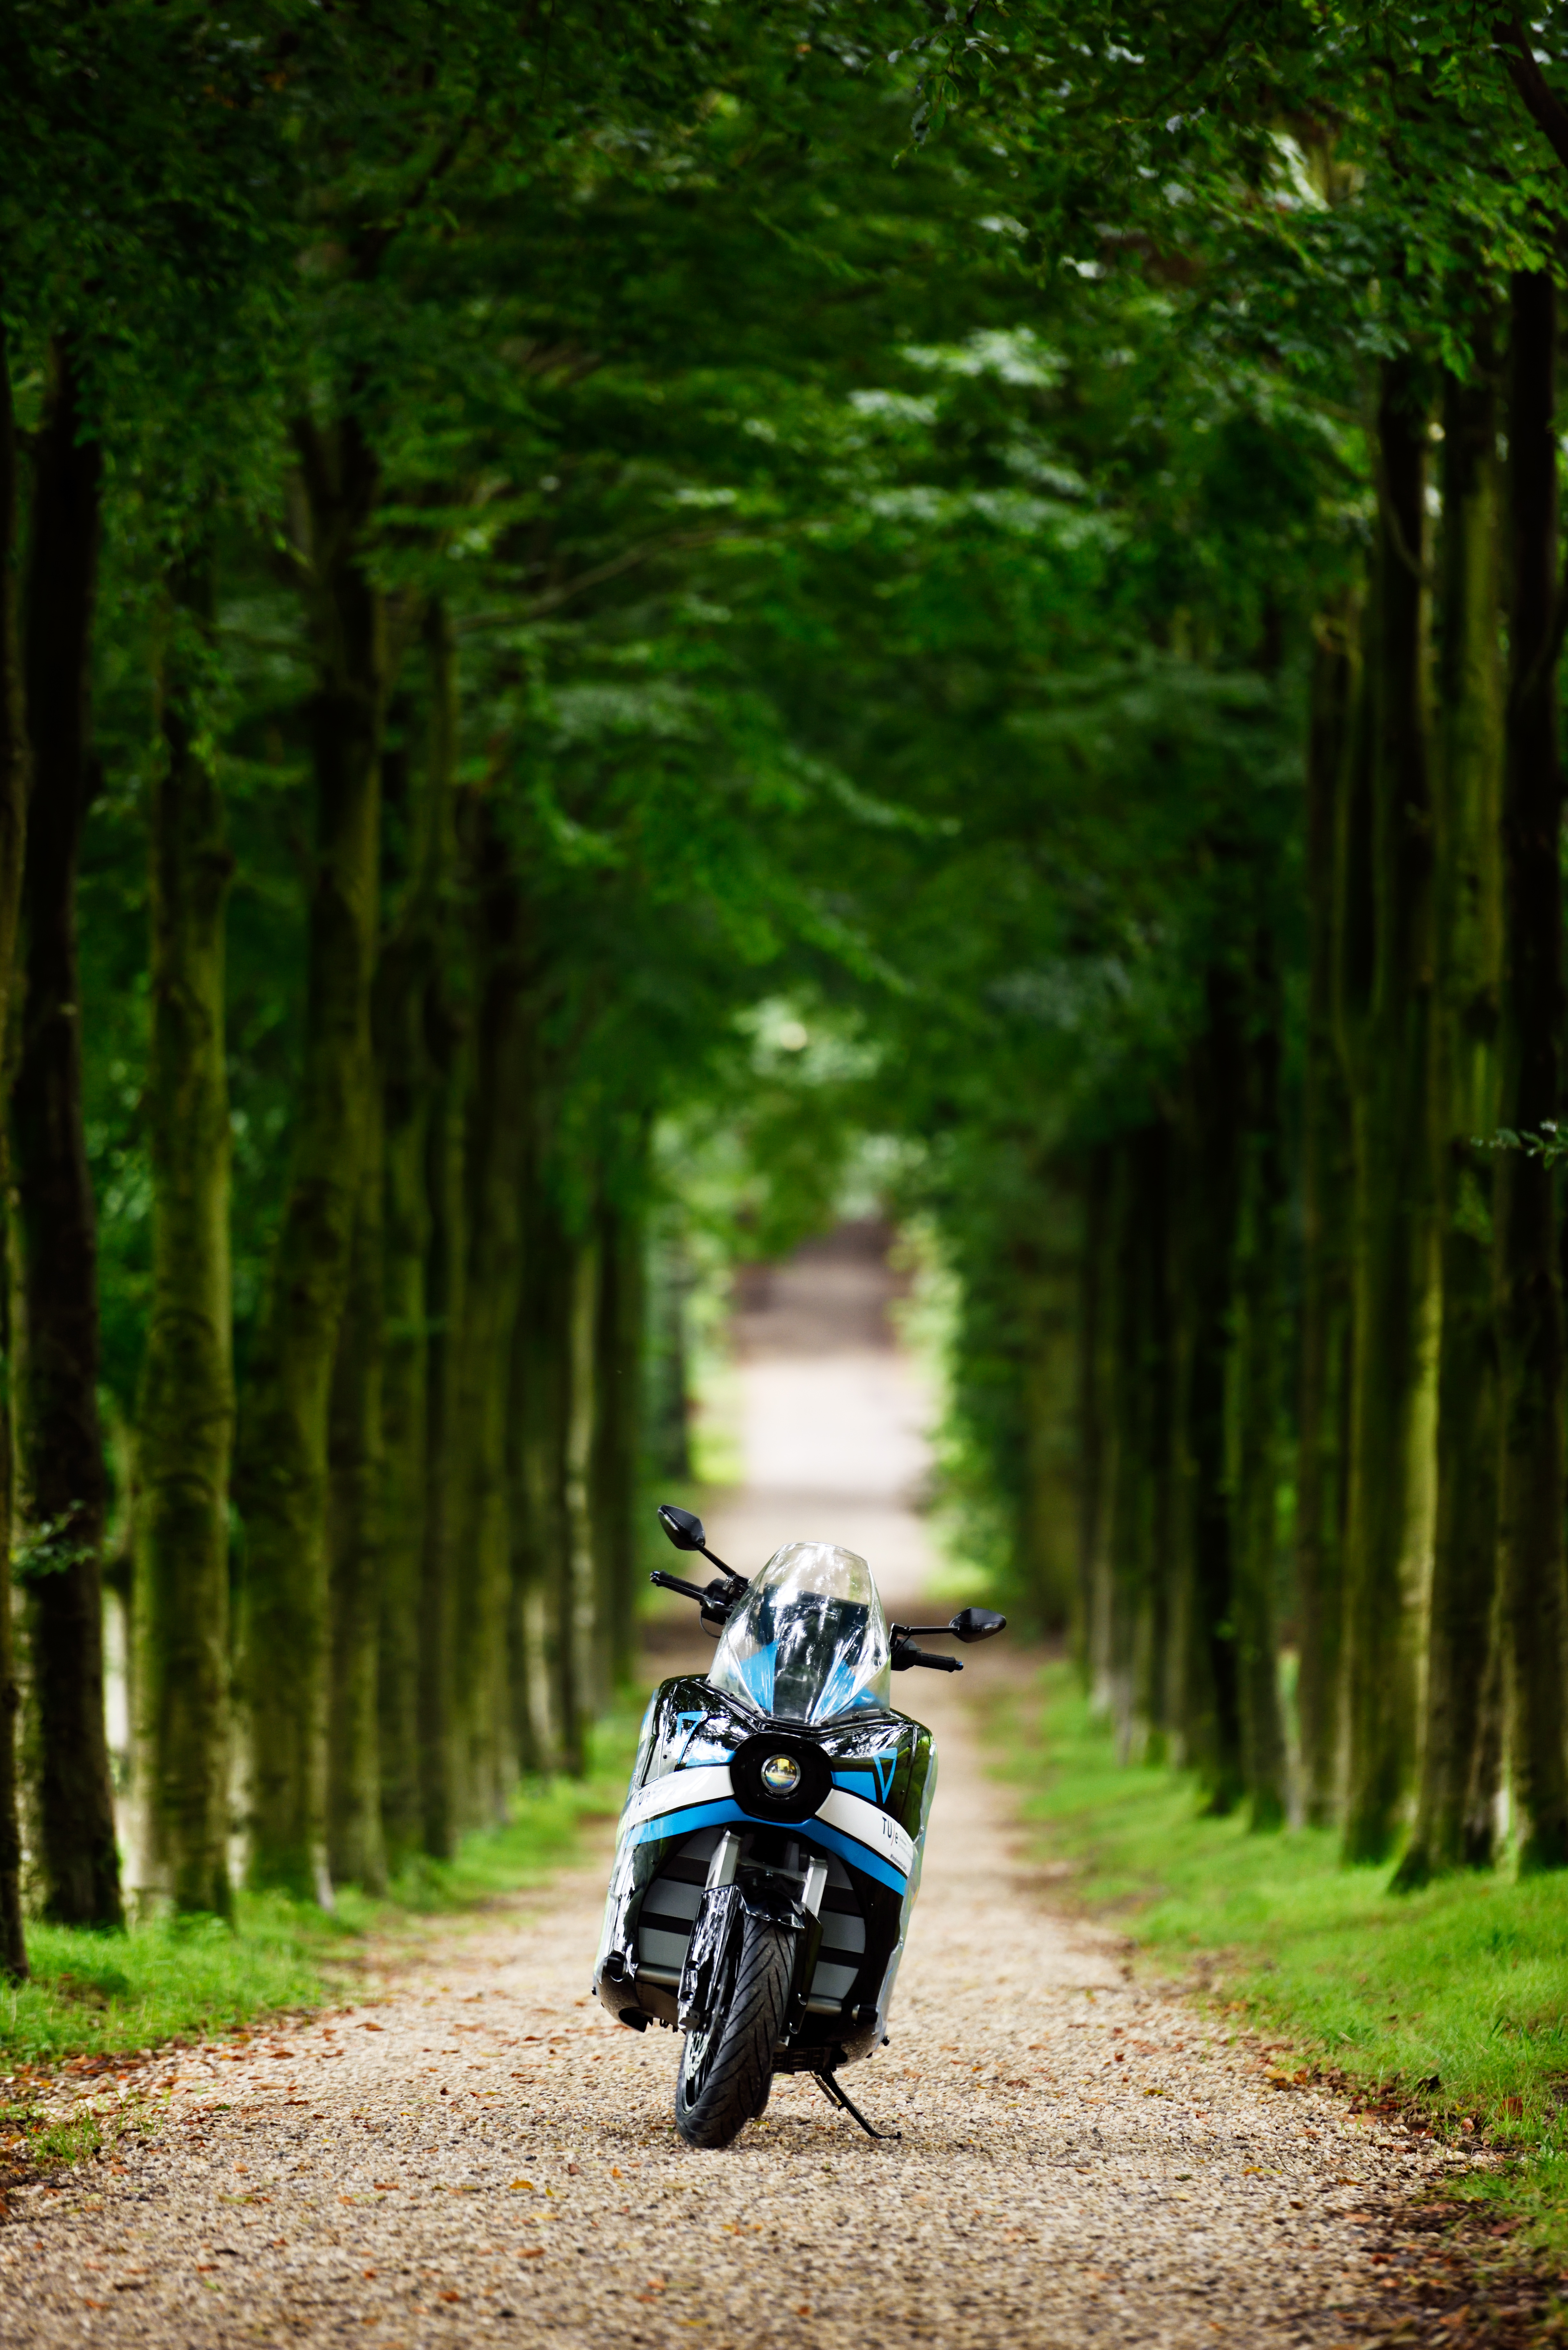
[760,1753,802,1799]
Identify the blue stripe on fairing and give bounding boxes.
[629,1798,910,1895]
[804,1821,908,1895]
[630,1798,747,1848]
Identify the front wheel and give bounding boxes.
[674,1910,794,2148]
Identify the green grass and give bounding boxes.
[995,1663,1568,2253]
[0,1702,641,2080]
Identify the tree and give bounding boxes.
[135,525,235,1916]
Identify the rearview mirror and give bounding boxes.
[658,1503,706,1553]
[950,1606,1006,1644]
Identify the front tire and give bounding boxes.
[674,1911,794,2148]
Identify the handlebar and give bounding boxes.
[650,1568,713,1605]
[890,1640,962,1673]
[649,1568,733,1630]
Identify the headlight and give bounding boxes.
[760,1753,802,1798]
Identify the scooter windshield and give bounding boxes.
[708,1542,892,1725]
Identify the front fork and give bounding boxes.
[676,1830,828,2043]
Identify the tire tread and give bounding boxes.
[675,1915,793,2148]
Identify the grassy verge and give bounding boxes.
[0,1701,642,2080]
[995,1663,1568,2256]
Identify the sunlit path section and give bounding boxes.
[701,1220,937,1621]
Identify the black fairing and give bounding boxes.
[593,1676,935,2067]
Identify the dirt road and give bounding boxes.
[6,1228,1460,2346]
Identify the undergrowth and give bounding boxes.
[995,1662,1568,2260]
[0,1702,641,2080]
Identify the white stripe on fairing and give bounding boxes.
[816,1787,916,1879]
[622,1763,735,1832]
[622,1759,917,1880]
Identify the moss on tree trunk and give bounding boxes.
[234,415,383,1901]
[590,1181,645,1697]
[450,796,534,1825]
[326,1117,387,1893]
[14,336,121,1928]
[1495,270,1568,1873]
[376,605,457,1869]
[1399,353,1504,1888]
[1173,975,1246,1813]
[0,319,30,1975]
[1340,360,1436,1865]
[1231,936,1288,1831]
[1296,606,1356,1827]
[416,988,465,1861]
[134,529,236,1917]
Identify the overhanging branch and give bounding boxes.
[1496,12,1568,175]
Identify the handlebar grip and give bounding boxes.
[898,1644,963,1672]
[650,1568,712,1605]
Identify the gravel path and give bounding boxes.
[2,1229,1482,2345]
[1,1666,1474,2349]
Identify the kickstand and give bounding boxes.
[813,2069,901,2142]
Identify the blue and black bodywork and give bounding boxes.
[601,1503,1004,2144]
[594,1674,936,2070]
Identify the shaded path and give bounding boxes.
[7,1228,1458,2346]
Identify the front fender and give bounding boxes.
[675,1881,807,2031]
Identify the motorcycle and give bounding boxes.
[592,1503,1005,2148]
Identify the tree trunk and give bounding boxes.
[1231,937,1288,1830]
[14,335,121,1927]
[1134,1128,1174,1763]
[1103,1137,1142,1749]
[591,1183,645,1695]
[1075,1148,1114,1689]
[1081,1146,1117,1711]
[134,528,236,1916]
[376,605,456,1870]
[450,797,533,1825]
[1463,1582,1507,1867]
[417,983,464,1859]
[1495,269,1568,1871]
[507,1092,550,1778]
[1101,1126,1172,1763]
[1296,605,1357,1826]
[1177,977,1247,1813]
[1398,353,1505,1887]
[0,318,30,1975]
[645,1214,693,1483]
[1341,358,1436,1865]
[234,415,383,1900]
[1016,1164,1083,1641]
[326,1113,387,1892]
[522,1176,581,1773]
[565,1226,600,1750]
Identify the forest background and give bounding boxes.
[4,0,1568,2160]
